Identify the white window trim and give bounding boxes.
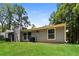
[23,33,29,41]
[47,28,56,40]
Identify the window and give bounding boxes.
[28,32,31,38]
[23,33,27,40]
[36,31,39,33]
[48,29,55,39]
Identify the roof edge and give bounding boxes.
[22,23,66,32]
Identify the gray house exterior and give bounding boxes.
[0,23,66,43]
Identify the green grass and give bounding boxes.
[0,42,79,56]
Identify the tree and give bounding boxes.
[31,24,35,28]
[14,4,30,27]
[0,4,11,31]
[49,3,79,43]
[49,12,56,24]
[0,7,6,32]
[0,3,32,32]
[2,4,14,30]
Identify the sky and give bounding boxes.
[21,3,57,27]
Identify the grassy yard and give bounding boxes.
[0,42,79,56]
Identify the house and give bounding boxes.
[0,23,66,43]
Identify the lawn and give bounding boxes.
[0,42,79,56]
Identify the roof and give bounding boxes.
[5,30,14,33]
[22,23,66,32]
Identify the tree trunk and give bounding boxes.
[8,18,11,30]
[2,23,4,32]
[76,15,79,43]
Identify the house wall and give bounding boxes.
[31,27,66,43]
[54,27,66,43]
[31,30,47,42]
[21,26,66,43]
[0,32,6,38]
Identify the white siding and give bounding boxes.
[55,27,65,42]
[31,27,65,43]
[22,26,66,43]
[31,30,47,42]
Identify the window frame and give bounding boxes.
[23,32,28,41]
[47,28,56,40]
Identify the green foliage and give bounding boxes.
[3,4,14,30]
[49,3,79,43]
[32,24,35,28]
[13,4,30,27]
[0,3,30,32]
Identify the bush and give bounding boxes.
[0,35,10,42]
[5,38,11,42]
[0,35,5,41]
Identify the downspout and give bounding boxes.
[64,23,66,42]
